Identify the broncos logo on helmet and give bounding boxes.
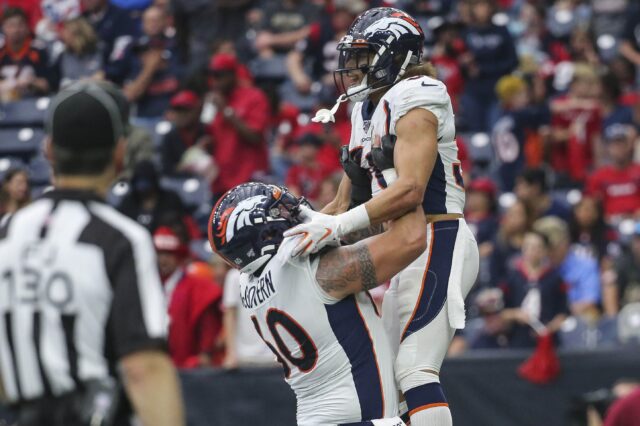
[215,196,268,245]
[208,183,307,275]
[334,7,425,102]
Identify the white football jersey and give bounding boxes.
[240,238,398,425]
[348,75,465,214]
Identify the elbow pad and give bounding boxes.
[340,145,372,207]
[370,134,396,171]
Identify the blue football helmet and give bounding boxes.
[334,7,425,102]
[208,182,308,275]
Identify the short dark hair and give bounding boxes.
[1,7,27,24]
[518,168,548,193]
[51,144,114,176]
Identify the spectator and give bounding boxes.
[430,21,466,112]
[534,216,601,318]
[549,63,602,184]
[569,28,600,66]
[501,231,569,348]
[118,160,191,233]
[153,224,223,368]
[586,124,640,223]
[466,288,511,350]
[465,178,499,247]
[120,124,155,179]
[285,0,362,94]
[2,0,42,31]
[515,168,572,222]
[599,71,634,131]
[0,7,52,100]
[315,173,342,211]
[619,7,640,83]
[207,53,270,197]
[0,168,30,221]
[604,380,640,426]
[492,75,549,191]
[570,195,618,264]
[254,0,317,57]
[55,17,104,87]
[82,0,138,83]
[603,222,640,316]
[161,90,211,176]
[489,200,530,287]
[123,6,182,121]
[222,268,277,369]
[285,132,331,203]
[460,0,518,132]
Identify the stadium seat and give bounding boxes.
[618,302,640,345]
[249,54,289,83]
[190,238,213,262]
[106,180,130,208]
[0,97,48,128]
[160,176,210,211]
[0,127,44,162]
[0,157,26,181]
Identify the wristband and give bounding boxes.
[337,204,370,236]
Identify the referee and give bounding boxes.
[0,81,185,426]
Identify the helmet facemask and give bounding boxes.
[334,36,421,102]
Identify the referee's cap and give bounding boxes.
[46,80,131,150]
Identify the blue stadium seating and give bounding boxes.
[0,98,48,128]
[0,127,44,162]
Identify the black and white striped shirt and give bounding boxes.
[0,189,167,403]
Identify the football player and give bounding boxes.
[208,182,426,426]
[284,8,480,426]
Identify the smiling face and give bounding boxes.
[335,46,371,95]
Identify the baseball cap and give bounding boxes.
[46,80,130,150]
[153,226,188,256]
[468,178,497,198]
[208,53,238,73]
[604,123,632,142]
[170,90,200,110]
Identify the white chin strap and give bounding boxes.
[311,94,349,124]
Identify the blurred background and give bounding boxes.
[0,0,639,425]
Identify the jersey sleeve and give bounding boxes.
[222,268,241,309]
[348,102,363,149]
[389,77,450,134]
[107,229,168,358]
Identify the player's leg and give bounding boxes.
[394,220,479,426]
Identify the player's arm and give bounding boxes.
[285,108,437,255]
[120,350,185,426]
[363,108,437,224]
[321,172,352,215]
[315,204,426,300]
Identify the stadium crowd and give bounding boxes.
[0,0,639,370]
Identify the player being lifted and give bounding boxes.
[284,8,480,426]
[208,182,426,425]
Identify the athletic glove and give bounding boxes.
[283,204,370,257]
[370,134,396,171]
[340,145,372,207]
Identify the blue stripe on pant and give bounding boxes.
[401,220,459,343]
[326,295,384,421]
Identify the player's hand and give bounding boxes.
[283,206,341,257]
